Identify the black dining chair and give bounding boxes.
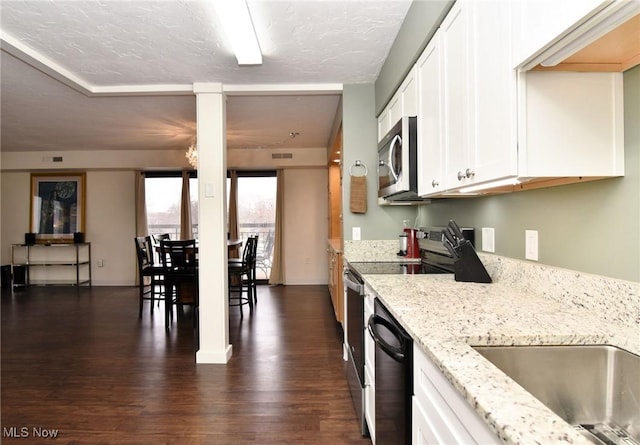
[151,233,171,264]
[228,235,258,317]
[134,236,166,318]
[159,239,198,331]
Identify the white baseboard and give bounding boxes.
[195,345,233,364]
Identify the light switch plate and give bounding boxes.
[482,227,495,253]
[525,230,538,261]
[352,227,361,241]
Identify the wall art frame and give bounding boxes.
[30,172,86,243]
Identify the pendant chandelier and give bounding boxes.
[185,142,197,169]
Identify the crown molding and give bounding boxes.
[1,30,344,97]
[1,29,193,97]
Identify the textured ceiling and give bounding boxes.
[0,0,412,153]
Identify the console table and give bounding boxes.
[11,243,92,287]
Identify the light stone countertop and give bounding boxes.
[344,241,639,445]
[343,239,421,263]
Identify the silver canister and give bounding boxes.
[399,234,408,255]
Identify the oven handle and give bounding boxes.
[343,270,363,295]
[367,314,406,362]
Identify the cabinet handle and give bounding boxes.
[465,168,475,178]
[457,171,465,181]
[431,180,439,188]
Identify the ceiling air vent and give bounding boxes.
[272,153,293,159]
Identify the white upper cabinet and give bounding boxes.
[418,0,518,196]
[398,66,418,118]
[378,66,418,142]
[397,0,627,199]
[518,70,624,177]
[377,108,390,143]
[441,1,475,190]
[416,31,446,196]
[469,0,518,185]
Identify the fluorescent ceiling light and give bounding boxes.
[459,178,521,194]
[213,0,262,65]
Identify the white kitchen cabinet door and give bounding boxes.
[468,0,518,185]
[387,92,402,134]
[416,31,446,196]
[378,108,390,143]
[412,397,441,445]
[413,344,502,444]
[511,0,609,69]
[399,65,418,118]
[442,1,475,190]
[439,0,519,192]
[389,66,418,129]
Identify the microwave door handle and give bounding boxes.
[388,135,402,182]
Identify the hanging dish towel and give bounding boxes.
[350,175,367,214]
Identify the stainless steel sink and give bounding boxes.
[473,345,640,445]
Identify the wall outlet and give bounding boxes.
[481,227,495,253]
[525,230,538,261]
[352,227,361,241]
[97,259,104,267]
[304,257,311,265]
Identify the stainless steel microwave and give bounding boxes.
[377,116,420,201]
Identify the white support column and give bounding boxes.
[193,83,232,364]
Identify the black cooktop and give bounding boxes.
[348,261,451,276]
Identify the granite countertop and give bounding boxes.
[344,241,639,445]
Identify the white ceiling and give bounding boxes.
[0,0,412,154]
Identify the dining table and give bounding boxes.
[227,238,243,258]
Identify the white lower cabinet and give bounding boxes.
[412,344,501,444]
[365,365,376,444]
[364,286,376,443]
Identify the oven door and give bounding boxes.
[344,268,368,436]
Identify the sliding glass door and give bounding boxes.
[145,174,198,239]
[231,171,276,280]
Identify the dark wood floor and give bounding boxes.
[1,284,370,444]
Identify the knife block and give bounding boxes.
[453,242,492,283]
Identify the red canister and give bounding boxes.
[403,228,420,259]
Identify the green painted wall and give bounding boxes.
[342,84,416,240]
[416,66,640,282]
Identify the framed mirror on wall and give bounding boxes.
[30,172,86,243]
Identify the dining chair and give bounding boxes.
[255,232,274,282]
[159,239,198,331]
[134,236,166,318]
[151,233,171,264]
[228,235,258,317]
